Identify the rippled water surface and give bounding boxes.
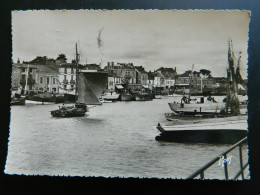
[5,96,249,179]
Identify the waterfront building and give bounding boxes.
[134,66,148,85]
[12,63,37,93]
[58,63,76,94]
[105,62,137,85]
[155,67,177,91]
[107,73,122,91]
[35,65,59,93]
[175,70,217,94]
[153,72,162,87]
[147,71,155,87]
[11,63,23,90]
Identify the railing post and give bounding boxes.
[239,145,245,179]
[223,154,229,180]
[200,172,204,179]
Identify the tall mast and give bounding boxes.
[188,64,194,103]
[227,38,240,115]
[24,64,30,95]
[75,43,79,102]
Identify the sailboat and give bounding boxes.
[51,43,108,117]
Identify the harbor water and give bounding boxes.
[5,96,249,179]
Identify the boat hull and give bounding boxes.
[51,103,87,117]
[120,93,134,101]
[155,129,247,144]
[101,93,120,101]
[10,98,25,105]
[155,119,247,144]
[168,102,226,113]
[135,94,152,101]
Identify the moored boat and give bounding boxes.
[134,93,152,101]
[11,97,26,105]
[120,92,134,101]
[101,92,120,101]
[168,98,226,113]
[155,117,247,144]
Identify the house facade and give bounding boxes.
[12,63,37,93]
[35,65,60,93]
[58,63,76,94]
[134,66,148,85]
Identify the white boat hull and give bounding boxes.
[25,100,56,105]
[168,102,226,113]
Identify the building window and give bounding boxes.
[64,67,67,74]
[29,68,32,73]
[71,75,73,81]
[53,78,55,84]
[40,77,43,84]
[64,85,67,89]
[22,68,26,72]
[47,77,49,84]
[71,85,74,88]
[71,67,74,74]
[64,75,67,80]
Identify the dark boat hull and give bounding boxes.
[11,98,25,105]
[120,93,134,101]
[51,110,86,117]
[155,129,247,144]
[51,103,87,118]
[25,94,66,103]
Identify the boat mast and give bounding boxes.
[188,64,194,103]
[24,64,30,95]
[75,43,80,102]
[227,38,240,115]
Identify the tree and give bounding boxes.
[199,69,212,78]
[56,54,67,62]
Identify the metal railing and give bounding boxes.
[187,137,249,180]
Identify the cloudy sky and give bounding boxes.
[12,10,250,77]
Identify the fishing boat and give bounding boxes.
[120,91,134,101]
[168,97,226,113]
[10,87,25,105]
[168,38,247,115]
[11,96,26,105]
[168,64,226,113]
[101,92,120,102]
[25,92,59,104]
[134,92,152,101]
[51,43,108,117]
[155,116,247,144]
[155,38,248,144]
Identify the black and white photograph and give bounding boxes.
[6,10,250,180]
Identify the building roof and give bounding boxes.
[147,71,155,80]
[134,66,147,74]
[59,63,77,68]
[36,65,59,73]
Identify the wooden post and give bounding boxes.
[239,145,245,179]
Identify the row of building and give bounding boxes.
[11,60,231,95]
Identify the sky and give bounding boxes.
[12,10,250,77]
